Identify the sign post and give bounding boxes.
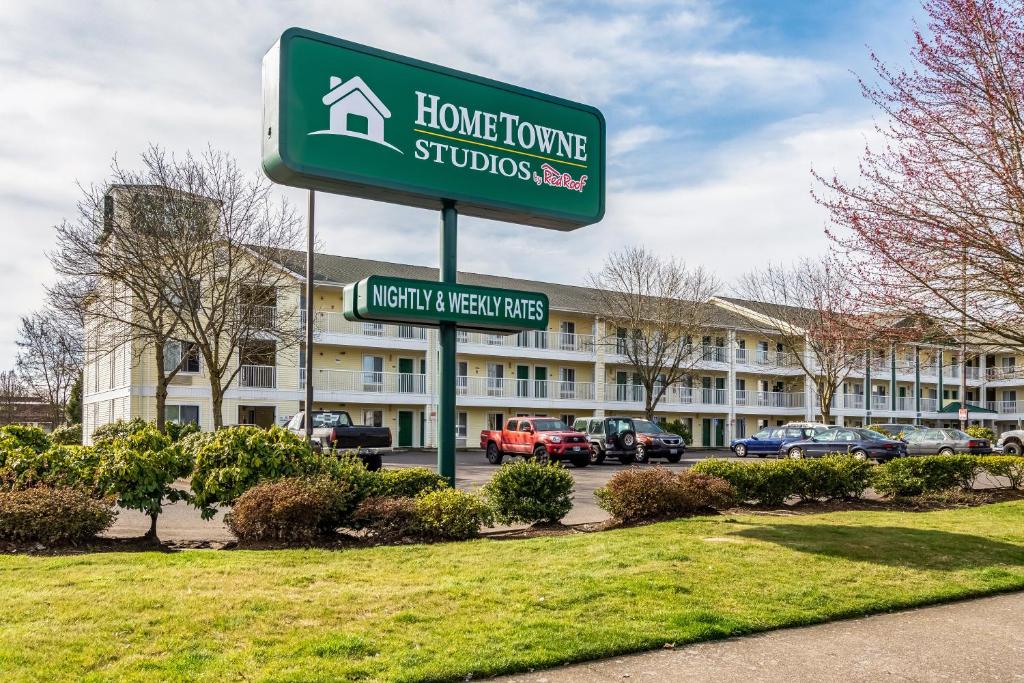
[304,190,315,440]
[262,28,604,485]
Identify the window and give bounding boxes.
[487,413,504,431]
[457,361,468,395]
[560,414,576,427]
[362,410,383,427]
[457,412,468,439]
[362,356,383,391]
[165,404,199,426]
[735,419,746,438]
[165,340,200,373]
[347,112,369,135]
[505,419,519,431]
[486,362,504,397]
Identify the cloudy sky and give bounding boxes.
[0,0,922,366]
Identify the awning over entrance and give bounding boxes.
[938,401,997,415]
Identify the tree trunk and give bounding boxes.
[210,379,225,429]
[154,343,167,433]
[145,511,158,540]
[818,382,833,425]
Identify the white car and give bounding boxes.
[995,429,1024,455]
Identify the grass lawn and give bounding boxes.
[3,503,1024,682]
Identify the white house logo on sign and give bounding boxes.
[308,76,403,153]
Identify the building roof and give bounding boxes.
[267,248,759,328]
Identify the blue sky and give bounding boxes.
[0,0,924,366]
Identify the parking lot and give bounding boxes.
[107,448,737,541]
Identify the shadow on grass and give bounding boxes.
[732,524,1024,570]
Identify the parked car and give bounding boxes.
[731,426,823,458]
[783,421,833,430]
[285,410,392,471]
[480,416,591,467]
[781,427,907,462]
[869,423,923,438]
[571,416,638,465]
[996,429,1024,455]
[903,428,992,455]
[631,418,685,463]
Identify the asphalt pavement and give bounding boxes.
[106,448,736,541]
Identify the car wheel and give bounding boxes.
[665,452,682,464]
[852,449,868,462]
[620,430,637,449]
[788,447,804,459]
[635,443,649,464]
[570,453,589,468]
[735,444,747,458]
[1005,441,1023,455]
[938,447,954,456]
[590,444,606,465]
[486,442,503,465]
[532,445,550,465]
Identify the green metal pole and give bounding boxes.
[890,343,897,412]
[437,200,458,486]
[864,349,871,426]
[914,345,921,424]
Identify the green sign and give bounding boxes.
[343,276,548,333]
[262,28,605,231]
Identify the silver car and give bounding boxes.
[902,428,992,455]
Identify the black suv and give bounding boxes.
[573,416,638,465]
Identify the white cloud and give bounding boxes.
[0,0,862,366]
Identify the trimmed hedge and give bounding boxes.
[92,418,150,446]
[415,488,493,540]
[978,456,1024,489]
[350,496,423,543]
[0,486,116,544]
[871,455,980,497]
[1,445,102,492]
[225,476,353,542]
[483,460,575,525]
[369,468,448,499]
[692,456,873,506]
[595,468,734,522]
[50,423,83,446]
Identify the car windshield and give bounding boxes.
[311,412,351,428]
[532,419,568,432]
[633,419,663,434]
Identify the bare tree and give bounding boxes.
[140,147,304,429]
[50,178,196,433]
[732,258,874,424]
[0,370,25,426]
[15,310,82,428]
[588,246,720,420]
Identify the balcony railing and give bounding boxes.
[735,390,804,408]
[456,376,594,400]
[302,310,428,340]
[243,305,277,330]
[461,330,595,353]
[239,364,276,389]
[300,368,427,394]
[608,385,728,406]
[987,366,1021,381]
[734,348,801,368]
[986,400,1022,414]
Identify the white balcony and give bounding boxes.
[302,310,428,342]
[300,368,428,397]
[734,348,801,368]
[239,364,276,389]
[735,390,804,409]
[986,366,1021,381]
[608,384,728,407]
[987,400,1022,414]
[457,376,594,401]
[461,330,595,355]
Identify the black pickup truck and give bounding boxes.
[285,410,392,471]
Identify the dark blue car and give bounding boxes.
[780,427,907,462]
[730,426,821,458]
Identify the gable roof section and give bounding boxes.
[322,76,391,118]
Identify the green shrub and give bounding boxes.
[0,486,116,545]
[415,488,492,541]
[871,455,980,497]
[225,476,351,542]
[978,455,1024,489]
[1,445,102,492]
[91,418,150,446]
[369,468,448,499]
[965,425,996,441]
[94,425,193,537]
[350,496,423,543]
[796,455,874,500]
[190,425,340,518]
[595,468,733,522]
[50,423,83,446]
[165,421,200,443]
[662,419,692,445]
[0,425,51,466]
[483,460,575,525]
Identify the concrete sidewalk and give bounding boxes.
[494,592,1024,682]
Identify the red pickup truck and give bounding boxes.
[480,416,591,467]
